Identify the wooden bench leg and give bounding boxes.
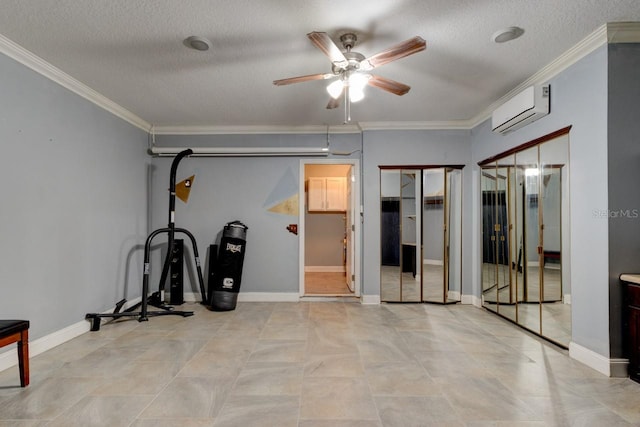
[17,329,29,387]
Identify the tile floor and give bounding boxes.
[0,301,639,426]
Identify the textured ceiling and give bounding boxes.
[1,0,639,130]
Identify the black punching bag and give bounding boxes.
[209,221,248,311]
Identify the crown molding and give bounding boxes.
[151,124,362,135]
[358,120,472,131]
[0,34,151,132]
[607,21,640,43]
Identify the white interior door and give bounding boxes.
[346,166,355,293]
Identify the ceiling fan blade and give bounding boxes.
[307,32,349,69]
[326,95,342,109]
[360,36,426,70]
[273,73,333,86]
[367,75,411,96]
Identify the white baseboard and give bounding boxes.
[190,290,373,304]
[462,294,482,306]
[564,294,572,304]
[423,259,444,266]
[238,292,300,302]
[182,292,203,302]
[610,358,630,378]
[0,297,142,374]
[184,291,300,302]
[0,319,87,373]
[569,341,628,377]
[194,290,374,304]
[305,266,346,273]
[361,294,381,305]
[448,291,461,300]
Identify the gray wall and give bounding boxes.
[304,213,345,266]
[471,45,610,356]
[607,43,640,359]
[361,129,472,298]
[0,53,149,342]
[150,133,361,294]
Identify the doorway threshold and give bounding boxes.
[300,295,360,302]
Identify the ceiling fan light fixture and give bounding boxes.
[184,36,211,51]
[348,73,369,103]
[349,86,365,103]
[327,79,344,99]
[349,73,370,90]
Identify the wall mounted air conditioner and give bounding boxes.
[491,84,550,134]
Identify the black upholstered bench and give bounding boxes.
[0,320,29,387]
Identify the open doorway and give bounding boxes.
[299,160,360,297]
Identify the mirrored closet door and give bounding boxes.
[480,128,571,347]
[380,166,463,303]
[481,156,518,324]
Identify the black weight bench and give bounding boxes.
[0,320,29,387]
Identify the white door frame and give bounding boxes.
[299,158,361,298]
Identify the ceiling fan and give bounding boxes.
[273,31,427,122]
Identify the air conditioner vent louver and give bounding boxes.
[491,85,550,134]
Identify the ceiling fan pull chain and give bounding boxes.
[345,86,351,124]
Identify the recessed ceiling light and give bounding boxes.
[492,27,524,43]
[184,36,211,51]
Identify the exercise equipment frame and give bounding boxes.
[86,149,207,331]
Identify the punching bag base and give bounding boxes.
[209,291,239,311]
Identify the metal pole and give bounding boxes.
[157,149,193,296]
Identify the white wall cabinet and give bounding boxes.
[307,177,346,212]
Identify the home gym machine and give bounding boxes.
[86,149,207,331]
